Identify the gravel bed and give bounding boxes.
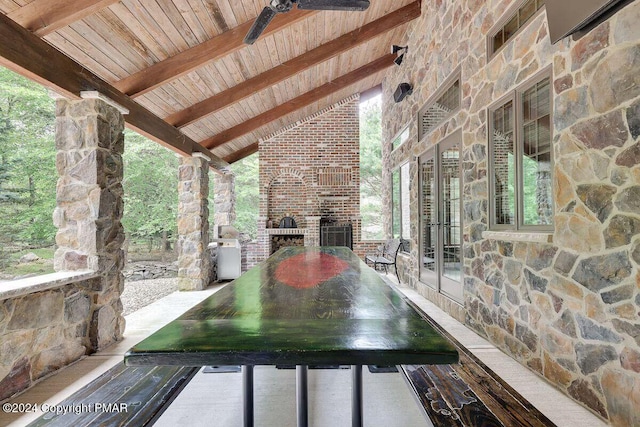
[120,277,179,316]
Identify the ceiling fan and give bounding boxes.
[244,0,371,45]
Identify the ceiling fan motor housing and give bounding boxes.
[271,0,294,12]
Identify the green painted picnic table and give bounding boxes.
[125,246,458,427]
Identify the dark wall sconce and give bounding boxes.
[394,83,413,103]
[392,45,408,65]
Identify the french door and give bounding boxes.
[418,131,463,303]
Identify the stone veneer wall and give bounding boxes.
[0,276,98,401]
[177,155,212,291]
[381,1,640,425]
[213,172,236,226]
[1,97,127,401]
[257,95,368,261]
[53,98,126,350]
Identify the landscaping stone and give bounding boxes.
[19,253,40,263]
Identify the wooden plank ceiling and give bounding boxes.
[0,0,421,168]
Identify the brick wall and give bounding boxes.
[257,95,365,261]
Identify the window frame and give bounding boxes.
[488,67,554,232]
[487,0,546,60]
[417,67,462,142]
[391,161,411,239]
[391,125,410,152]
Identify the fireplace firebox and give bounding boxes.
[320,224,352,249]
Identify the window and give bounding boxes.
[392,162,411,239]
[489,72,553,230]
[418,72,461,140]
[392,169,401,238]
[490,0,545,56]
[392,127,409,151]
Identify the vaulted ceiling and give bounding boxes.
[0,0,421,170]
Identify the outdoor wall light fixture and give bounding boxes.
[393,83,413,103]
[392,45,408,65]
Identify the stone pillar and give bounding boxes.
[53,96,126,351]
[177,153,211,291]
[213,172,236,226]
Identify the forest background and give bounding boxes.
[0,67,383,279]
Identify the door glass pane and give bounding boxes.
[392,169,401,237]
[400,163,411,239]
[441,146,461,283]
[521,78,552,226]
[491,100,515,225]
[420,158,436,274]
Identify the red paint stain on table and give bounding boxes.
[275,252,351,289]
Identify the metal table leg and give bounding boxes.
[352,364,363,427]
[296,365,309,427]
[243,365,254,427]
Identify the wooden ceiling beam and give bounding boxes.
[7,0,118,36]
[222,83,387,164]
[0,11,228,171]
[166,1,421,128]
[115,9,316,98]
[224,143,259,164]
[203,54,395,149]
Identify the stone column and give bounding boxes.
[177,153,211,291]
[213,172,236,226]
[53,96,126,351]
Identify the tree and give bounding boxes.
[0,66,56,246]
[229,153,259,239]
[359,96,384,239]
[121,131,180,253]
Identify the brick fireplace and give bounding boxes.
[256,95,365,263]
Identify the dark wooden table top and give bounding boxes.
[125,246,459,367]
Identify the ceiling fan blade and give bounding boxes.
[244,6,278,45]
[296,0,370,11]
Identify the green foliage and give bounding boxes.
[121,131,179,242]
[0,67,57,246]
[359,97,384,240]
[229,154,259,239]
